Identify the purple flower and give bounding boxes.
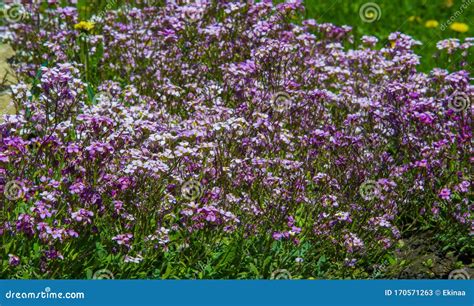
[438,188,451,200]
[0,0,471,276]
[0,153,9,162]
[112,234,133,247]
[8,254,20,266]
[344,233,364,253]
[344,258,357,267]
[71,209,94,224]
[69,182,85,194]
[272,232,284,240]
[456,181,470,193]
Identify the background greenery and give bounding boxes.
[0,0,472,280]
[74,0,474,72]
[71,0,474,279]
[302,0,473,72]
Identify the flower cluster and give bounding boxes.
[0,1,472,278]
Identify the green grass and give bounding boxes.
[68,0,474,73]
[302,0,474,72]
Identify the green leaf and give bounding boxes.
[263,255,273,271]
[387,256,397,266]
[87,84,95,104]
[161,263,173,279]
[248,262,260,277]
[91,43,104,68]
[217,243,237,268]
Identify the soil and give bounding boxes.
[385,231,473,279]
[0,43,17,120]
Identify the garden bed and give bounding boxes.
[0,1,472,280]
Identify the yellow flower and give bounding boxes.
[425,20,439,28]
[408,16,422,23]
[444,0,454,8]
[449,22,469,33]
[74,21,95,32]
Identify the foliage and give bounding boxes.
[0,1,472,279]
